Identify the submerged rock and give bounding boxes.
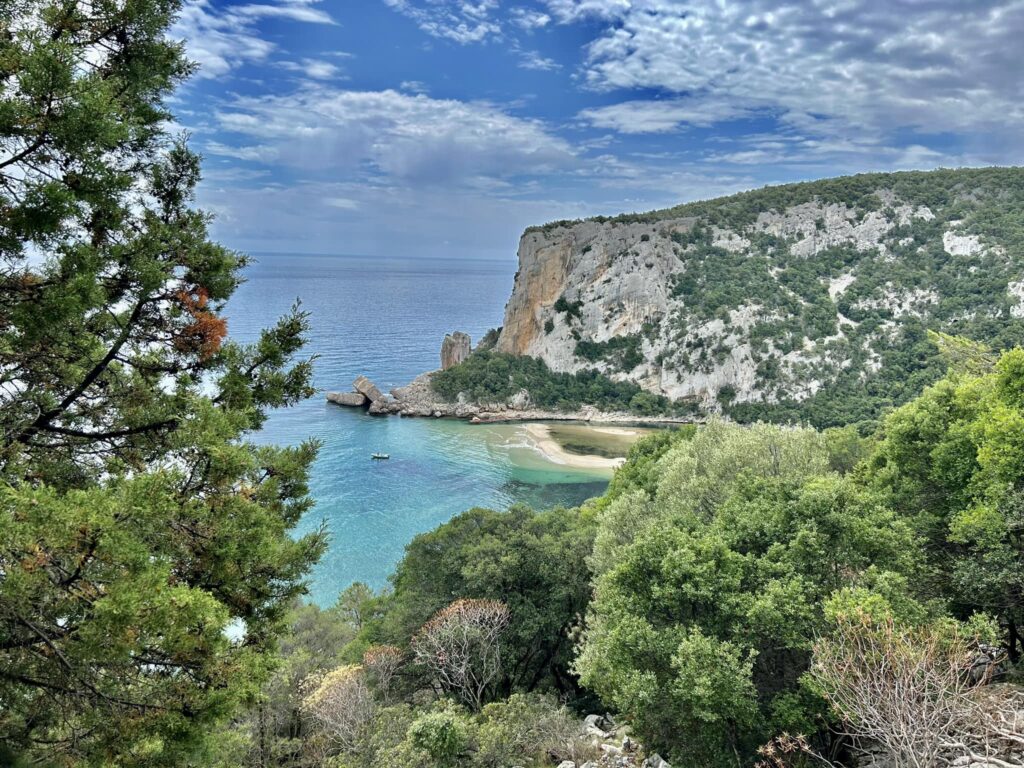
[441,331,471,370]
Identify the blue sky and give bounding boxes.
[171,0,1024,259]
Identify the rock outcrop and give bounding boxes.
[494,168,1024,416]
[440,331,471,370]
[352,375,385,403]
[326,391,368,407]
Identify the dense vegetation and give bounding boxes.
[530,166,1024,234]
[431,349,682,416]
[0,2,322,764]
[205,349,1024,767]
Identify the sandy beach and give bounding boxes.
[521,423,634,470]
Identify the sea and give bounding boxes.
[226,253,613,605]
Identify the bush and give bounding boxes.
[476,694,591,767]
[406,702,474,768]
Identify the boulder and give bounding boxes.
[441,331,472,370]
[326,391,368,407]
[508,388,532,410]
[353,375,385,403]
[643,754,671,768]
[556,762,576,768]
[367,396,398,415]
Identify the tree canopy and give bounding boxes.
[0,1,324,763]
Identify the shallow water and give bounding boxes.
[227,253,626,604]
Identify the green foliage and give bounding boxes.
[553,295,583,319]
[0,2,323,764]
[476,328,501,352]
[363,505,595,700]
[864,347,1024,658]
[531,168,1024,430]
[575,334,644,372]
[431,350,675,415]
[575,422,921,765]
[475,694,580,768]
[407,701,473,767]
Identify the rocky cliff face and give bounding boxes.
[495,168,1024,417]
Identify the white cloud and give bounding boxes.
[212,87,577,185]
[510,7,552,29]
[580,97,759,133]
[544,0,1024,140]
[173,0,336,78]
[280,58,342,79]
[232,1,335,24]
[382,0,502,43]
[518,50,561,71]
[325,197,361,210]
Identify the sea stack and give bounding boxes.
[440,331,471,370]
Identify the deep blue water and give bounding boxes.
[227,254,610,605]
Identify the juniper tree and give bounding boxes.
[0,1,325,764]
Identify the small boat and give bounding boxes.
[371,452,390,460]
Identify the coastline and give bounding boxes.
[328,370,696,427]
[520,423,631,470]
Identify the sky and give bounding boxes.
[171,0,1024,259]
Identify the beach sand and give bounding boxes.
[521,423,635,470]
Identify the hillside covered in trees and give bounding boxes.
[435,166,1024,428]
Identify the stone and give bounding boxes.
[642,755,670,768]
[508,388,532,410]
[326,391,367,407]
[440,331,471,370]
[353,375,384,403]
[556,762,576,768]
[583,714,611,732]
[367,396,397,415]
[622,736,636,753]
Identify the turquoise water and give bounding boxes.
[227,254,611,605]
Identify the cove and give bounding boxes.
[227,253,631,604]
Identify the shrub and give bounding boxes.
[406,702,474,768]
[411,599,510,711]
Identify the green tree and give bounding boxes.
[866,348,1024,659]
[575,423,920,766]
[364,505,594,700]
[0,1,324,764]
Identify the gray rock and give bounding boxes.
[556,762,576,768]
[440,331,471,370]
[353,375,385,403]
[367,396,398,415]
[583,714,611,732]
[508,388,532,410]
[326,391,368,407]
[643,755,670,768]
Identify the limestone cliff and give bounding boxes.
[495,167,1024,420]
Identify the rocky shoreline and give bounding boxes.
[327,369,692,425]
[326,331,694,426]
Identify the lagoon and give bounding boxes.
[227,253,641,605]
